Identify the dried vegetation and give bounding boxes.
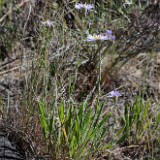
[0,0,160,159]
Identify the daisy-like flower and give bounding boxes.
[107,90,122,97]
[41,20,53,27]
[75,3,83,10]
[86,34,108,42]
[75,3,94,15]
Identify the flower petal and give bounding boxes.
[75,3,83,9]
[106,30,113,35]
[42,20,53,27]
[107,90,122,97]
[86,35,96,41]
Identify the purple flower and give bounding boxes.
[75,3,83,10]
[41,20,53,27]
[106,30,113,35]
[86,34,108,42]
[105,30,116,41]
[107,90,122,97]
[84,3,94,11]
[75,3,94,15]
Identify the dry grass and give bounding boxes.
[0,0,160,159]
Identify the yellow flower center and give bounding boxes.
[93,35,101,40]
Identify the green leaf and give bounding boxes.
[155,112,160,129]
[116,126,125,137]
[81,109,92,141]
[78,102,84,128]
[48,114,54,134]
[116,131,129,144]
[94,112,111,133]
[58,101,65,123]
[66,105,73,133]
[93,103,103,129]
[38,101,47,139]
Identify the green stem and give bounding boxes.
[98,42,101,97]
